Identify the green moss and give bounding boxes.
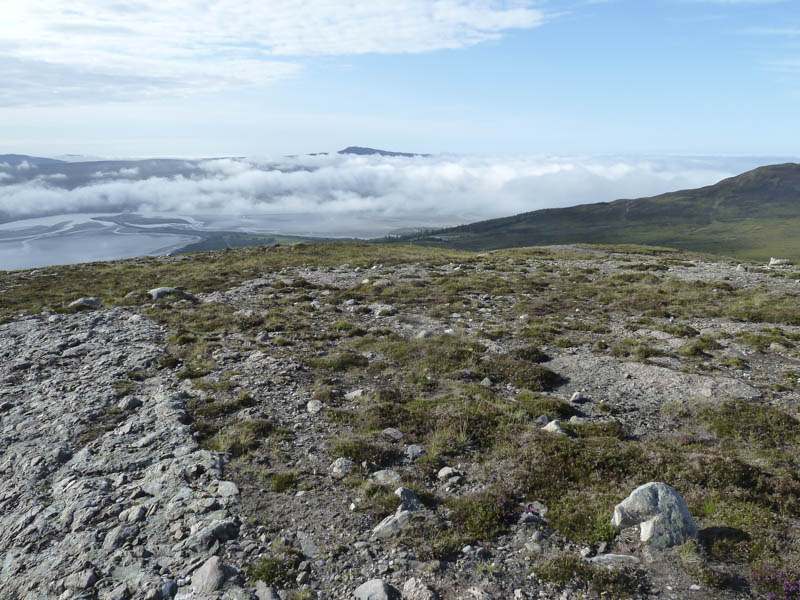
[0,242,471,318]
[173,332,197,345]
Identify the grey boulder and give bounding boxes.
[612,482,698,549]
[102,524,139,551]
[191,556,226,593]
[148,287,177,299]
[395,487,423,511]
[403,577,438,600]
[373,510,412,538]
[64,568,98,590]
[542,420,566,435]
[330,457,357,478]
[69,297,101,308]
[255,581,280,600]
[354,579,401,600]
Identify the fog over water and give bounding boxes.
[0,152,791,270]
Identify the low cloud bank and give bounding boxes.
[0,153,781,228]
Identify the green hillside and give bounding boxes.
[399,163,800,261]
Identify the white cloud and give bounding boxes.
[0,153,769,227]
[92,167,142,178]
[0,1,548,106]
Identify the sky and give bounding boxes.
[1,0,799,158]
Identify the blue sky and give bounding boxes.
[1,0,798,157]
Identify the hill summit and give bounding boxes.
[338,146,428,158]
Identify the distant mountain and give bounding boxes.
[338,146,428,158]
[0,154,65,166]
[396,163,800,262]
[52,154,107,163]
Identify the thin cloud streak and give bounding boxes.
[0,1,549,106]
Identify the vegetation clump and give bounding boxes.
[271,471,298,493]
[248,556,298,585]
[533,555,649,599]
[328,434,400,466]
[447,489,519,539]
[700,400,800,448]
[482,354,561,390]
[204,419,272,457]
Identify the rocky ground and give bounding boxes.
[1,243,799,600]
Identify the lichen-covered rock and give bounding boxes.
[612,482,698,549]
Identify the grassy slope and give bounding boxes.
[0,242,471,316]
[3,242,800,596]
[400,163,800,261]
[3,241,800,597]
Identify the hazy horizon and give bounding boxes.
[1,150,796,270]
